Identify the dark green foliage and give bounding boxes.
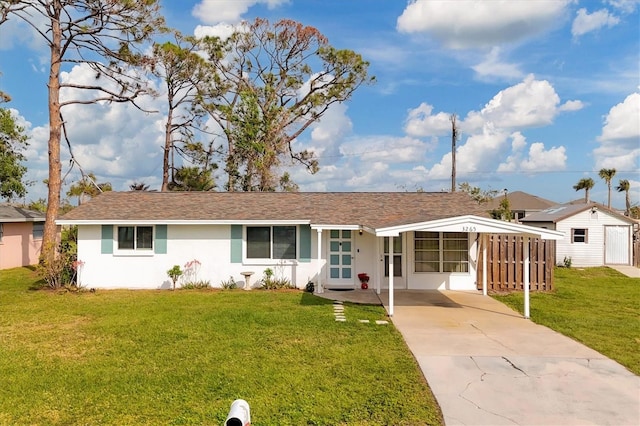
[0,107,28,200]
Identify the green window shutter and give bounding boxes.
[299,224,311,262]
[155,225,167,254]
[230,225,242,263]
[101,225,113,254]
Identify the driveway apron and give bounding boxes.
[381,290,640,426]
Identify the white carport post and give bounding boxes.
[482,234,488,296]
[388,236,394,317]
[523,236,530,319]
[376,237,382,295]
[316,229,323,293]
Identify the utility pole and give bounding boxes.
[450,114,458,192]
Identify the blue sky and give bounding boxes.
[0,0,638,209]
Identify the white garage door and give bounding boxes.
[604,226,630,265]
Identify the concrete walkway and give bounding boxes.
[379,290,640,426]
[609,264,640,278]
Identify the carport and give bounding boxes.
[375,215,564,318]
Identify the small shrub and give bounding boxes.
[260,268,293,290]
[167,265,182,290]
[220,276,238,290]
[305,281,315,293]
[563,256,572,268]
[181,280,211,289]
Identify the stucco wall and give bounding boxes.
[0,222,42,269]
[77,225,479,291]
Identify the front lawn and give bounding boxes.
[0,267,442,425]
[494,267,640,375]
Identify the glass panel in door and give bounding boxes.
[328,230,353,284]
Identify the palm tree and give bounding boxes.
[616,179,631,216]
[129,182,150,191]
[67,173,112,205]
[598,168,616,208]
[573,177,595,203]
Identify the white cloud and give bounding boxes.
[498,140,567,172]
[21,63,169,200]
[422,76,574,181]
[471,47,523,81]
[192,0,288,25]
[572,8,620,37]
[594,92,640,170]
[474,75,562,129]
[397,0,570,49]
[404,103,452,137]
[194,23,244,40]
[559,100,585,112]
[606,0,640,14]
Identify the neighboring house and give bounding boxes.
[487,191,557,222]
[521,202,635,267]
[0,205,46,269]
[57,192,563,305]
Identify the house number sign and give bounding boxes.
[462,226,477,232]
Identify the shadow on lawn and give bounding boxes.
[299,292,335,306]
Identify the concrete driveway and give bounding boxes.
[381,290,640,426]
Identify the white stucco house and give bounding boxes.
[521,202,636,267]
[56,191,564,316]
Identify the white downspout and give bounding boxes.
[523,236,530,319]
[316,229,323,293]
[388,237,394,317]
[482,234,488,296]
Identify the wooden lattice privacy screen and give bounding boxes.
[477,234,556,292]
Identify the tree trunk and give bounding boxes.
[607,182,611,208]
[161,107,173,191]
[42,2,63,264]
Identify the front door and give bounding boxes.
[382,235,406,289]
[327,230,354,287]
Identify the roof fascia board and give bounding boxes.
[0,218,45,223]
[376,215,564,240]
[56,219,311,226]
[311,224,361,231]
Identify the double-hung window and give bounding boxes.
[414,231,469,273]
[246,226,296,260]
[117,226,153,251]
[32,223,44,239]
[571,228,587,243]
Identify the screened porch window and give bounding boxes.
[247,226,296,259]
[414,231,469,273]
[117,226,153,251]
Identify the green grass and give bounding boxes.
[0,267,442,425]
[493,267,640,375]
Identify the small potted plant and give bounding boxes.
[357,273,370,289]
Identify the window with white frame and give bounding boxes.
[32,222,44,239]
[246,226,296,260]
[571,228,588,243]
[0,223,3,242]
[414,231,469,273]
[117,226,153,251]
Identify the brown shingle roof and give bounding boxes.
[487,191,557,210]
[59,191,489,229]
